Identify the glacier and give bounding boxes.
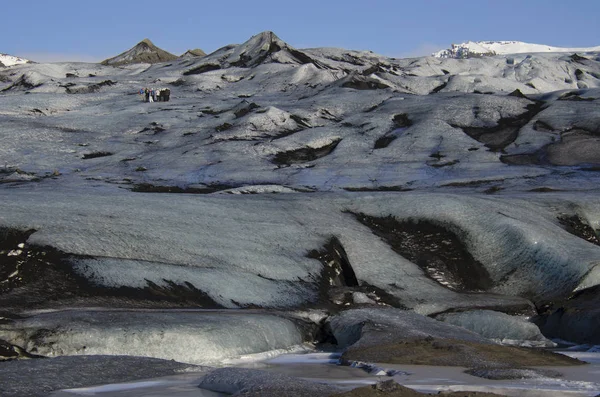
[1,30,600,396]
[1,189,598,314]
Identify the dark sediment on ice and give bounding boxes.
[0,227,224,313]
[454,102,545,151]
[131,182,236,193]
[536,284,600,344]
[374,114,412,149]
[307,237,405,310]
[349,213,492,292]
[558,214,600,246]
[272,139,342,165]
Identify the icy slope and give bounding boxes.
[1,189,599,314]
[434,40,600,58]
[0,310,306,365]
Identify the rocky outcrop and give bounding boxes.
[327,308,582,368]
[224,31,330,69]
[180,48,207,58]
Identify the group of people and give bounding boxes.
[140,87,171,102]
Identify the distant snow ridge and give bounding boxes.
[433,41,600,58]
[0,53,30,67]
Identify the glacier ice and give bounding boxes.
[0,310,308,365]
[1,188,599,313]
[437,310,555,347]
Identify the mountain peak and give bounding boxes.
[101,39,178,66]
[0,53,31,67]
[224,31,327,69]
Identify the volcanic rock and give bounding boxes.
[101,38,178,66]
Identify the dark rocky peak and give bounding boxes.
[101,39,178,66]
[225,31,330,69]
[138,38,154,48]
[126,38,160,54]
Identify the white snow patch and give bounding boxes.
[434,41,600,58]
[0,53,30,67]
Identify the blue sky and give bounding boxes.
[2,0,599,62]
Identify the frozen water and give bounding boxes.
[61,353,600,397]
[0,355,205,397]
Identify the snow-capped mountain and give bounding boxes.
[101,38,178,66]
[434,40,600,58]
[0,53,30,67]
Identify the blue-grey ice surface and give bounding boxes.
[0,309,308,365]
